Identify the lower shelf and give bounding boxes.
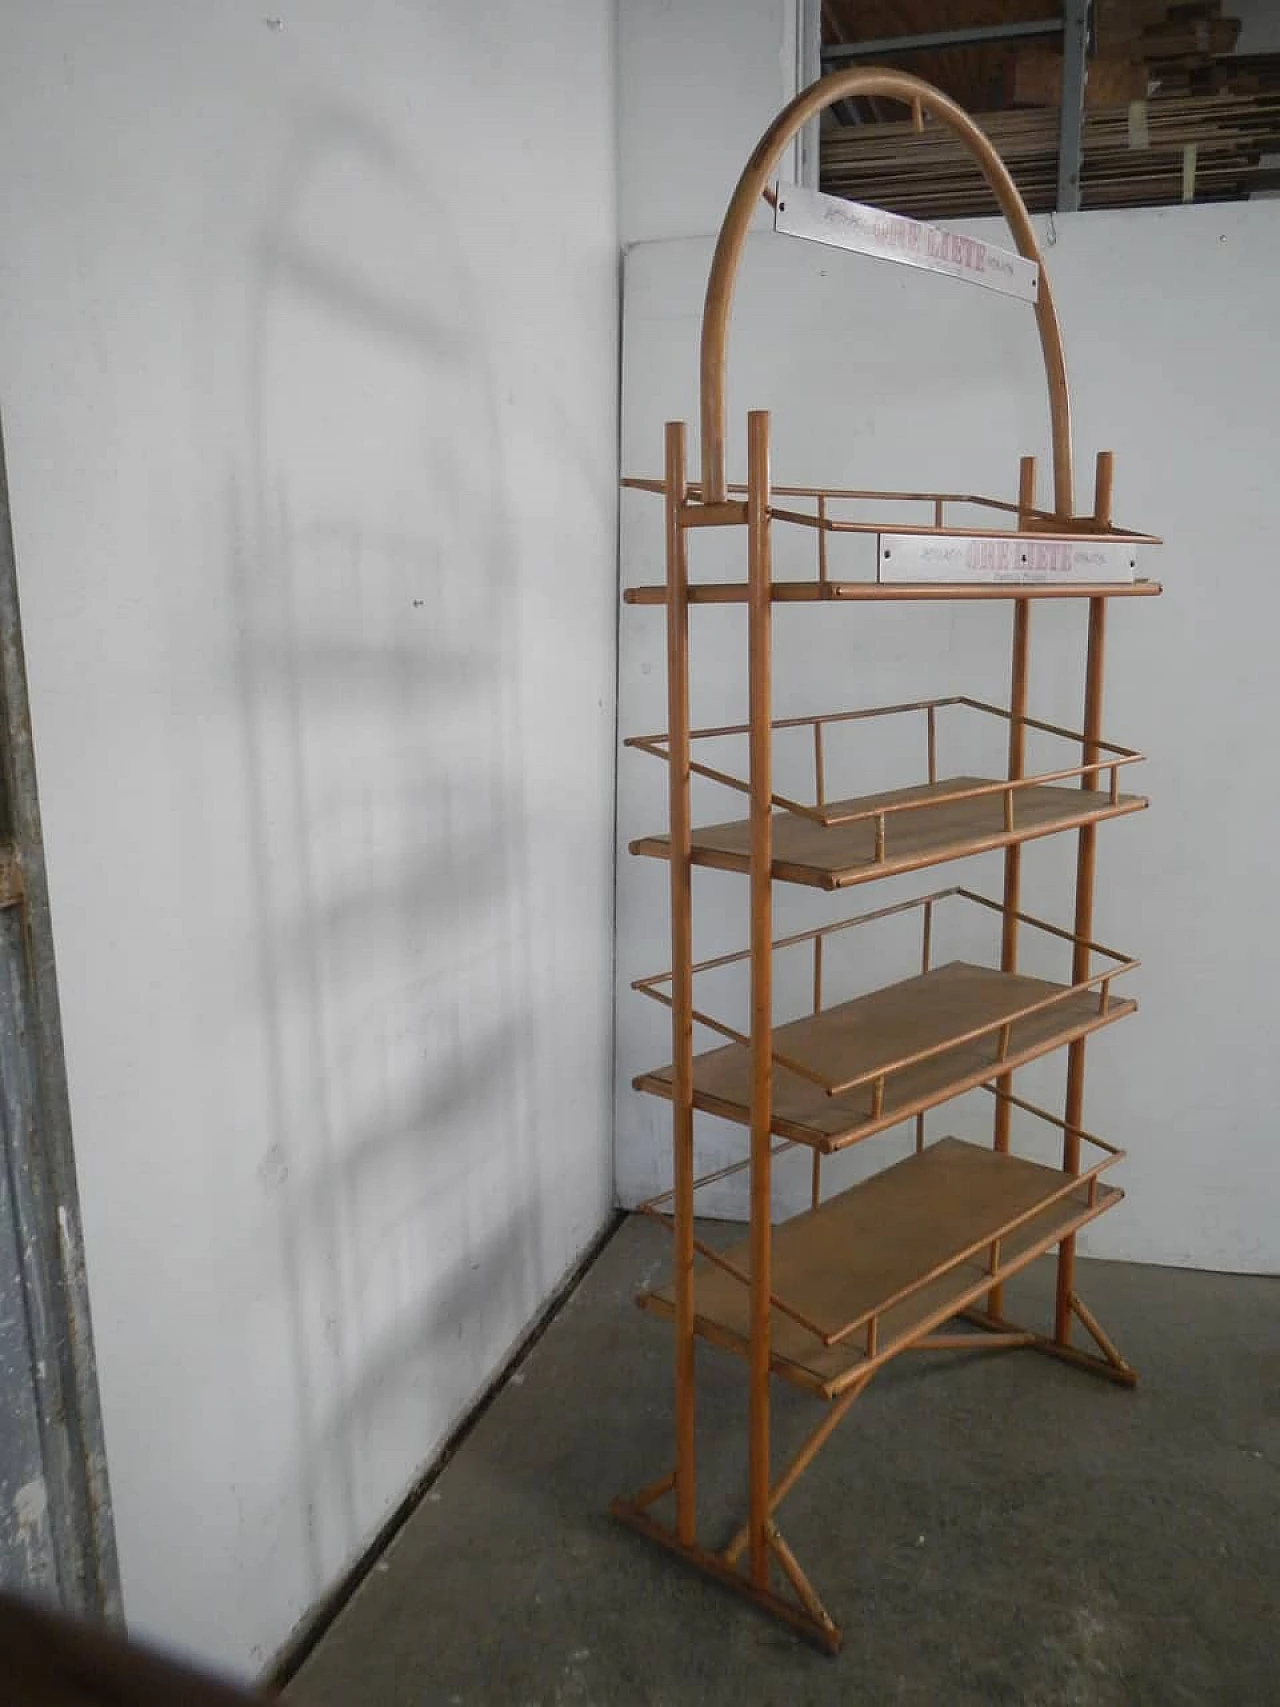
[638,1137,1122,1400]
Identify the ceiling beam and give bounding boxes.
[821,20,1065,63]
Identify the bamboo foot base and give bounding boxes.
[609,1496,842,1655]
[960,1301,1138,1387]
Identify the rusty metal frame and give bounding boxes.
[0,406,120,1615]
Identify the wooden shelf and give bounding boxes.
[636,959,1134,1153]
[638,1137,1123,1399]
[623,580,1162,605]
[613,75,1152,1649]
[632,775,1146,890]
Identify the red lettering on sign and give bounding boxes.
[1026,541,1072,574]
[966,538,1019,575]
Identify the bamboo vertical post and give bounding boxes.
[1056,591,1108,1345]
[664,421,697,1543]
[746,410,775,1590]
[921,899,934,974]
[812,932,824,1209]
[1017,453,1038,530]
[1093,450,1115,530]
[1000,461,1037,968]
[990,457,1035,1316]
[996,459,1035,1108]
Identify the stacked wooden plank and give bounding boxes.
[1002,0,1245,109]
[822,0,1242,120]
[1095,0,1239,62]
[1156,49,1280,97]
[821,80,1280,215]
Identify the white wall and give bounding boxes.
[1236,1,1280,52]
[616,200,1280,1274]
[0,0,617,1677]
[617,0,801,243]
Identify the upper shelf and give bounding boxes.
[622,478,1162,605]
[624,580,1162,605]
[628,696,1147,891]
[632,773,1145,890]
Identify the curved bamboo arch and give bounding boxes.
[700,69,1074,513]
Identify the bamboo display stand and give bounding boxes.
[611,69,1161,1656]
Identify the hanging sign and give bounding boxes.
[878,534,1137,585]
[774,184,1040,305]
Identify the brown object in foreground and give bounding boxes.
[0,1592,263,1705]
[613,66,1157,1655]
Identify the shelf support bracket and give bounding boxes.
[768,1523,839,1640]
[608,1498,843,1654]
[723,1370,874,1567]
[961,1304,1137,1387]
[1069,1289,1133,1375]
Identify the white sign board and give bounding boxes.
[879,534,1138,585]
[774,184,1040,305]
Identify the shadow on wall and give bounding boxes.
[226,111,545,1612]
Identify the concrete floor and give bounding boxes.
[289,1216,1280,1706]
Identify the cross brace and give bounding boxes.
[611,1291,1135,1651]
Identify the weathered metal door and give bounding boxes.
[0,409,119,1616]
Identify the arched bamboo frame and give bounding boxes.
[699,68,1074,512]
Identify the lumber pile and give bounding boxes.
[820,2,1280,215]
[822,82,1280,214]
[1003,0,1245,108]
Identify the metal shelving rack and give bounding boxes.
[611,68,1161,1655]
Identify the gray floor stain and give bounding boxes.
[289,1216,1280,1707]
